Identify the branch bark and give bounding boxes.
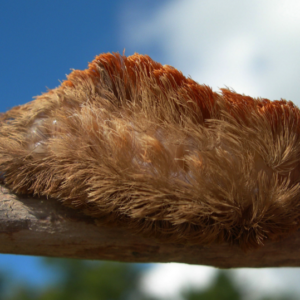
[0,184,299,268]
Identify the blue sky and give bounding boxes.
[2,0,300,298]
[0,1,164,110]
[0,0,169,289]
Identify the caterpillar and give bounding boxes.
[1,52,300,250]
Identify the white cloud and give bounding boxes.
[140,263,216,300]
[121,1,300,299]
[122,0,300,104]
[141,264,300,300]
[232,268,300,299]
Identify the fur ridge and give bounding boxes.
[1,52,300,249]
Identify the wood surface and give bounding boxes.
[0,184,299,268]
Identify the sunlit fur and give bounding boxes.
[1,53,300,249]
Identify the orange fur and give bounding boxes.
[1,52,300,249]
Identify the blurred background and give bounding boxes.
[1,0,300,299]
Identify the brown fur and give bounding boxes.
[1,52,300,250]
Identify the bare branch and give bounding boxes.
[0,185,299,268]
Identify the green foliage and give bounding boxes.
[40,259,140,300]
[0,258,298,300]
[18,259,147,300]
[182,272,241,300]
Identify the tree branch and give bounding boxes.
[0,185,299,268]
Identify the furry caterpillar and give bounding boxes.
[1,52,300,250]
